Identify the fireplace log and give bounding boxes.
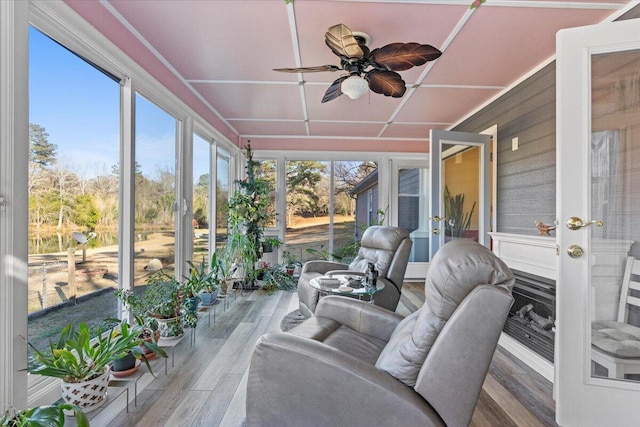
[516,303,534,318]
[529,311,554,330]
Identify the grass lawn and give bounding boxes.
[27,218,359,359]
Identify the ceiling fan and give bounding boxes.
[274,24,442,103]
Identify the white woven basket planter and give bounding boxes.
[61,369,109,413]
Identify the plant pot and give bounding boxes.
[139,330,161,359]
[261,242,273,253]
[156,314,184,339]
[111,351,136,372]
[61,369,109,413]
[199,288,219,306]
[110,359,141,378]
[185,295,200,314]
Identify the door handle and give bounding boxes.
[566,216,603,230]
[431,216,447,222]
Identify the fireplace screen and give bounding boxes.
[503,270,556,362]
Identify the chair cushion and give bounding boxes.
[425,239,514,320]
[375,240,513,387]
[322,326,388,365]
[349,226,410,277]
[592,320,640,358]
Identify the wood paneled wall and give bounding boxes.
[453,62,556,235]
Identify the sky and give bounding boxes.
[29,26,179,180]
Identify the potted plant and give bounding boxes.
[1,403,88,427]
[282,250,301,276]
[261,263,297,293]
[225,142,271,287]
[27,319,166,413]
[261,236,282,254]
[117,271,185,339]
[216,249,237,296]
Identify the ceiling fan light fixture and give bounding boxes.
[341,75,369,99]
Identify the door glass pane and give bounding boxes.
[397,167,429,262]
[590,49,640,382]
[442,145,480,245]
[134,94,177,284]
[193,134,210,264]
[27,27,120,361]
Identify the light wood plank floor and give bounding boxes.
[86,283,558,427]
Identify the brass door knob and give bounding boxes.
[433,228,440,235]
[567,244,584,258]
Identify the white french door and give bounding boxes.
[429,130,491,260]
[556,18,640,426]
[390,159,430,278]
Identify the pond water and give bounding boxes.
[29,231,119,254]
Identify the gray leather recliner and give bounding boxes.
[297,225,412,317]
[247,239,515,427]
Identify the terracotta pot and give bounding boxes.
[139,330,161,359]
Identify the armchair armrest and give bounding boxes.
[301,260,348,275]
[315,296,404,342]
[247,333,443,427]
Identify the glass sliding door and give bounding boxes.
[335,161,378,262]
[216,149,230,250]
[285,160,330,263]
[192,134,211,264]
[133,94,177,284]
[27,26,120,358]
[282,159,377,265]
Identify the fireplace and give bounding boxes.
[502,270,556,363]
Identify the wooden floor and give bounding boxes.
[86,283,558,427]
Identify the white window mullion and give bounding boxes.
[0,0,29,412]
[119,77,135,298]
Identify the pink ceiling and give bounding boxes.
[65,0,631,153]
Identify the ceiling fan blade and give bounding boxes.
[325,24,364,60]
[371,43,442,71]
[321,76,348,103]
[273,65,341,73]
[366,70,407,98]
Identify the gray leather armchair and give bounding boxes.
[247,240,514,427]
[297,225,412,317]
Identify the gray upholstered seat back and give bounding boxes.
[376,239,514,386]
[348,225,410,279]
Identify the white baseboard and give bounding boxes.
[498,332,554,384]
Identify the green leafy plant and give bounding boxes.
[117,271,183,320]
[184,257,215,296]
[27,319,166,383]
[261,236,282,253]
[225,142,271,285]
[1,403,89,427]
[261,264,297,293]
[443,186,476,238]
